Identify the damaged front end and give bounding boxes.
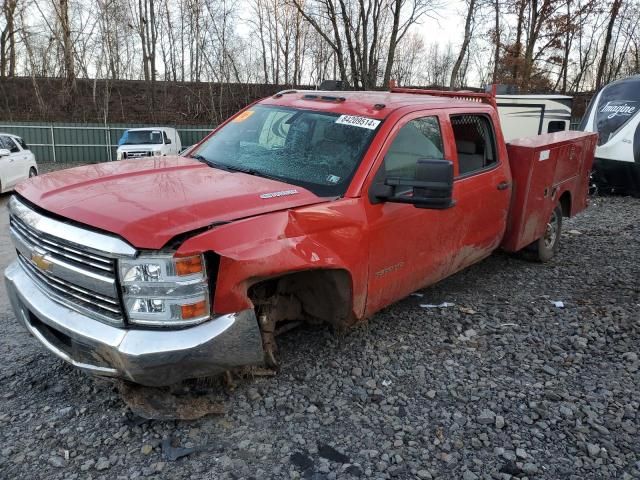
[4,197,266,388]
[6,259,265,386]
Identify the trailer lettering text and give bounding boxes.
[599,101,637,119]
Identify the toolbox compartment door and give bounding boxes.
[501,131,597,252]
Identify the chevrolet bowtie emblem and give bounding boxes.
[31,251,52,271]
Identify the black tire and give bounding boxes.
[29,167,37,178]
[529,204,563,262]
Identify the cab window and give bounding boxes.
[451,114,496,176]
[382,116,444,180]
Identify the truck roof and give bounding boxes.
[260,89,489,119]
[126,127,176,132]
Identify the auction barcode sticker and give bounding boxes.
[335,115,381,130]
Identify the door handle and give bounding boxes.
[497,181,511,190]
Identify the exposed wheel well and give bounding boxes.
[559,191,571,217]
[248,269,354,330]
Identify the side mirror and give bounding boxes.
[0,149,10,157]
[371,159,455,210]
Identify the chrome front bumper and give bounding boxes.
[5,261,265,386]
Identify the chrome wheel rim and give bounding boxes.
[544,210,559,249]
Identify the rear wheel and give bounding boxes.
[29,167,37,178]
[530,204,563,262]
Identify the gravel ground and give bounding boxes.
[0,192,638,480]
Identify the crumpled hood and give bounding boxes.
[16,157,324,249]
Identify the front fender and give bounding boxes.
[177,199,369,319]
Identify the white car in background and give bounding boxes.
[0,133,38,193]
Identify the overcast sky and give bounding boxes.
[420,2,466,48]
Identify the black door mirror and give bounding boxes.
[370,158,455,209]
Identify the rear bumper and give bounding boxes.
[4,260,264,386]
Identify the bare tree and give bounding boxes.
[56,0,75,89]
[492,0,500,82]
[31,0,77,87]
[4,0,639,100]
[383,0,439,87]
[595,0,623,89]
[289,0,440,89]
[0,0,18,77]
[392,31,425,84]
[290,0,349,85]
[450,0,477,88]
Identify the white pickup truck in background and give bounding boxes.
[116,127,182,160]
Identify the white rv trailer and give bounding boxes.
[579,75,640,195]
[496,95,573,142]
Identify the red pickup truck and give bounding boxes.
[4,88,597,387]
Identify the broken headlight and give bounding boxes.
[119,253,210,327]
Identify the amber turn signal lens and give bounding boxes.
[175,255,203,276]
[181,300,208,319]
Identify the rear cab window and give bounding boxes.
[451,114,498,177]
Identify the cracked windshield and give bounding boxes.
[192,105,379,196]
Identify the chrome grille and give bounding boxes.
[123,151,152,159]
[18,255,122,318]
[8,197,137,325]
[10,214,114,274]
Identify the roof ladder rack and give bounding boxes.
[390,85,498,108]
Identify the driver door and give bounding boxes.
[364,112,461,315]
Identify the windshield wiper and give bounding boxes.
[190,154,209,163]
[190,154,233,172]
[190,155,283,182]
[225,165,259,175]
[225,165,284,182]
